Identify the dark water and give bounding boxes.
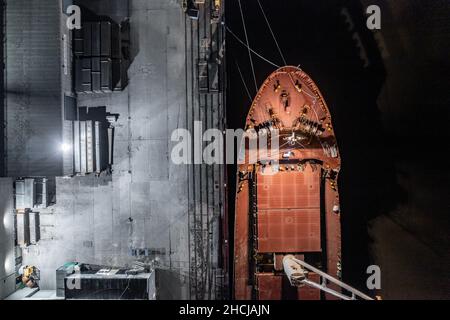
[226,0,450,299]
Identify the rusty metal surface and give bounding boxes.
[258,208,321,252]
[257,168,321,253]
[297,273,321,300]
[234,180,251,299]
[324,181,342,284]
[256,273,321,300]
[248,69,330,139]
[234,66,342,300]
[257,169,320,209]
[257,274,282,300]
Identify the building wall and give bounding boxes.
[1,2,5,176]
[5,0,64,177]
[61,1,76,176]
[0,178,15,299]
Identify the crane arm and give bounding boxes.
[283,255,373,300]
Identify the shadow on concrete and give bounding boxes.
[155,268,189,300]
[74,1,138,91]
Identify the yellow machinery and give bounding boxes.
[19,265,40,288]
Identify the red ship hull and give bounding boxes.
[233,66,342,300]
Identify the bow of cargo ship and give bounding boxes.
[233,66,342,300]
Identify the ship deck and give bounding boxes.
[233,66,342,300]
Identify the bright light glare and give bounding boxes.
[3,212,12,230]
[61,143,72,153]
[4,251,14,274]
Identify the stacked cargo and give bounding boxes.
[74,21,122,93]
[16,210,30,247]
[15,178,49,210]
[14,178,45,246]
[15,179,35,210]
[29,212,41,245]
[15,209,41,247]
[73,120,104,175]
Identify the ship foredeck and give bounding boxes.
[234,66,342,300]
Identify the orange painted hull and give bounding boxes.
[233,66,342,300]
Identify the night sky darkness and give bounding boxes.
[226,0,450,298]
